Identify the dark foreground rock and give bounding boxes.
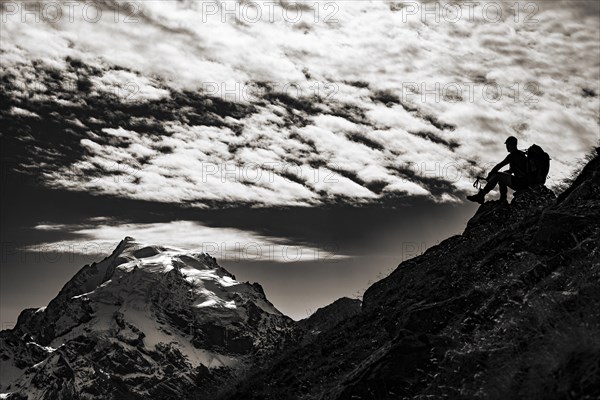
[221,152,600,400]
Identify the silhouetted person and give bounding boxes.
[467,136,530,204]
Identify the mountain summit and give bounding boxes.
[1,238,299,399]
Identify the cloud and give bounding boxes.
[1,0,598,207]
[89,70,169,102]
[24,219,348,263]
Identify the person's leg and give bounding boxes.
[497,173,512,201]
[468,173,512,204]
[492,173,511,201]
[482,172,511,194]
[481,173,500,195]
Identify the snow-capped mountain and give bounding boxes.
[0,237,300,399]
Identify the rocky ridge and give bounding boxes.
[222,152,600,400]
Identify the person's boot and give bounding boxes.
[467,190,485,204]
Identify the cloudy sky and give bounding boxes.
[1,0,599,323]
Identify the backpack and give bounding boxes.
[526,144,550,184]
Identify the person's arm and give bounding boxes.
[487,155,510,178]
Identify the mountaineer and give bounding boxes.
[467,136,550,204]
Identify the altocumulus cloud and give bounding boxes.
[1,0,598,207]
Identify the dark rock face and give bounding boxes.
[223,154,600,400]
[0,240,301,399]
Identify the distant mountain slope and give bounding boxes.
[298,298,361,336]
[223,151,600,400]
[0,238,300,399]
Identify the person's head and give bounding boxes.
[505,136,518,152]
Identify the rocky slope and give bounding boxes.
[222,151,600,400]
[0,238,300,399]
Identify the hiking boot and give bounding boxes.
[467,191,485,204]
